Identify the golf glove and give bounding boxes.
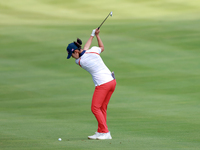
[91,29,96,37]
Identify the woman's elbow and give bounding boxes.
[100,47,104,52]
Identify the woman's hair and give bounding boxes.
[74,38,82,50]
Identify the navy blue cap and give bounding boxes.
[66,43,78,59]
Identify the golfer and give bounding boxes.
[66,29,116,140]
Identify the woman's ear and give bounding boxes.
[72,50,80,59]
[74,49,80,53]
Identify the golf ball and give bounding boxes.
[58,138,62,141]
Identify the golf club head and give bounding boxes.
[110,11,113,17]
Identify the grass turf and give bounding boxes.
[0,0,200,149]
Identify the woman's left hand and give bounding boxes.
[95,28,100,35]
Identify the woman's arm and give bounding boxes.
[83,29,104,52]
[83,36,94,50]
[83,29,96,50]
[95,29,104,52]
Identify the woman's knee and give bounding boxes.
[91,104,100,114]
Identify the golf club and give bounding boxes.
[98,11,113,29]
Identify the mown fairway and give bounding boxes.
[0,0,200,149]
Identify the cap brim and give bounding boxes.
[67,53,72,59]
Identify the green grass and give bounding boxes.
[0,0,200,149]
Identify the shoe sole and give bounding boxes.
[97,137,112,140]
[88,137,97,140]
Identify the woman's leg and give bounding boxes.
[91,85,108,133]
[91,80,116,133]
[101,80,116,123]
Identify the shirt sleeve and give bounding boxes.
[90,46,102,54]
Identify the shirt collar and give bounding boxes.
[79,50,86,57]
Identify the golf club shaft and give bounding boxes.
[98,12,111,29]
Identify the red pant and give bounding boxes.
[91,79,116,133]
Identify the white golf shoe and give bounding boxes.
[96,131,112,140]
[88,132,101,140]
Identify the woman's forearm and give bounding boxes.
[96,34,104,52]
[83,36,94,50]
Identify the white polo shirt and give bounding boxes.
[75,46,114,86]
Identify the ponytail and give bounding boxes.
[74,38,82,50]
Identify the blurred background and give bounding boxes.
[0,0,200,149]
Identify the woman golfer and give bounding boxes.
[66,29,116,140]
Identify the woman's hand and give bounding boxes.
[95,28,100,35]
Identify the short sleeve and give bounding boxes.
[89,46,102,54]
